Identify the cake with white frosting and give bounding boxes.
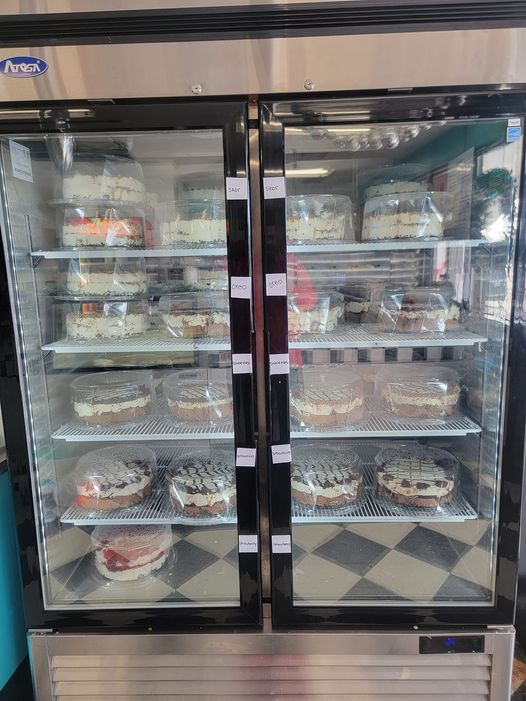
[287,195,350,243]
[158,200,226,247]
[66,305,149,339]
[288,292,343,335]
[66,260,147,297]
[375,445,457,508]
[61,212,144,248]
[291,385,364,428]
[362,190,447,241]
[165,382,232,422]
[291,446,363,508]
[63,175,145,203]
[72,371,153,426]
[167,453,236,516]
[92,525,171,581]
[380,377,460,418]
[74,446,155,511]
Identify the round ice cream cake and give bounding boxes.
[74,446,155,511]
[159,292,230,339]
[66,301,149,340]
[290,385,364,429]
[288,292,344,336]
[377,367,460,419]
[167,452,236,517]
[375,444,458,508]
[66,259,147,298]
[164,379,232,422]
[72,371,153,426]
[92,525,171,581]
[291,445,363,508]
[63,175,145,204]
[158,200,226,247]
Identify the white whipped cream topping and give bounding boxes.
[66,313,148,339]
[74,395,150,417]
[66,271,147,296]
[160,219,226,245]
[63,174,145,203]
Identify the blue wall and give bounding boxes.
[0,469,27,688]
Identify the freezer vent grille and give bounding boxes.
[0,2,525,46]
[50,651,491,700]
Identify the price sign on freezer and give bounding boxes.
[236,447,257,467]
[226,177,248,200]
[272,535,291,554]
[9,141,33,183]
[272,444,291,464]
[266,273,287,297]
[263,176,286,199]
[232,354,252,374]
[231,277,252,299]
[239,535,258,553]
[269,354,290,375]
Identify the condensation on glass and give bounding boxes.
[0,131,240,609]
[285,119,521,607]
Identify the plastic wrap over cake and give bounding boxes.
[61,154,146,204]
[373,365,461,420]
[362,191,452,242]
[288,291,343,336]
[72,445,157,512]
[159,291,230,339]
[66,257,148,298]
[157,199,226,248]
[166,447,236,519]
[71,370,153,426]
[163,368,232,424]
[65,300,150,340]
[58,202,145,248]
[374,444,459,511]
[91,524,172,581]
[287,194,352,244]
[370,285,460,333]
[363,163,429,200]
[290,364,365,429]
[291,442,364,511]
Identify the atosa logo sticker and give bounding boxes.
[0,56,48,78]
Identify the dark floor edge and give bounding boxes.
[0,657,33,701]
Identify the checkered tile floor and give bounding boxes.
[292,519,494,603]
[47,524,240,607]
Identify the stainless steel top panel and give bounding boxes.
[0,28,524,102]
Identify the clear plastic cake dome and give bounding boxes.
[66,257,148,298]
[60,153,145,204]
[63,300,150,341]
[291,441,363,511]
[290,364,365,430]
[163,368,232,424]
[373,365,461,421]
[368,285,458,334]
[71,370,153,426]
[286,194,353,244]
[58,202,145,248]
[72,445,157,513]
[288,291,344,336]
[156,200,226,248]
[374,443,460,512]
[364,163,429,199]
[159,290,230,339]
[166,447,236,520]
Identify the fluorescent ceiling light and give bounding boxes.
[286,167,332,178]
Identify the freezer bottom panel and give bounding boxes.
[29,620,513,700]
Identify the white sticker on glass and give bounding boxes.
[266,273,287,296]
[230,276,252,299]
[226,177,248,200]
[9,141,33,183]
[263,176,286,199]
[271,444,291,464]
[236,447,257,467]
[232,353,253,374]
[272,535,292,554]
[239,535,258,553]
[269,353,290,375]
[508,118,521,127]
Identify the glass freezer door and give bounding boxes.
[262,98,525,623]
[0,103,259,624]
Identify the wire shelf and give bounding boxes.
[289,326,487,349]
[31,246,228,259]
[292,463,477,524]
[291,412,481,439]
[287,239,487,254]
[52,417,234,442]
[43,332,231,354]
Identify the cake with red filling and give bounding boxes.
[92,525,172,581]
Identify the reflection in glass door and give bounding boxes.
[282,119,521,607]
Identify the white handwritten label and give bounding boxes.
[232,353,252,374]
[236,447,257,467]
[272,535,291,554]
[271,444,291,464]
[269,353,290,375]
[226,177,248,200]
[239,535,258,553]
[509,118,521,127]
[263,176,286,199]
[9,141,32,183]
[266,273,287,297]
[230,276,252,299]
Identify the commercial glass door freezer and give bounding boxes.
[0,101,260,629]
[261,92,526,626]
